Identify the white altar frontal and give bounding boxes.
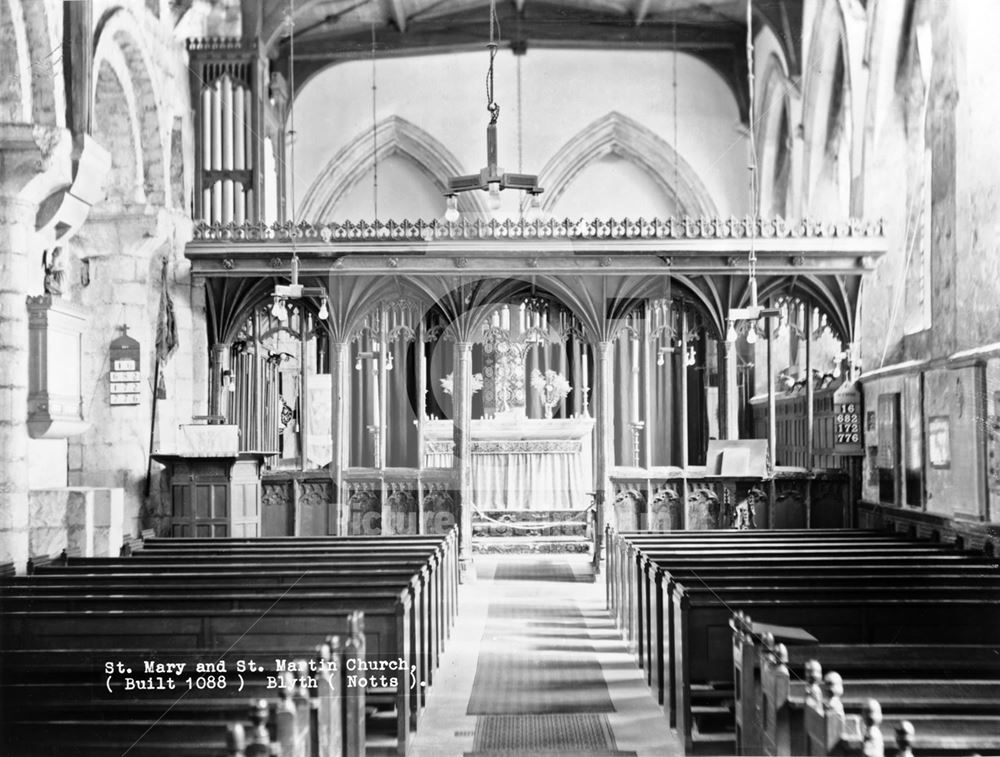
[423,418,595,510]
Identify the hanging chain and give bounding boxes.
[672,11,678,214]
[746,0,759,291]
[371,18,379,221]
[287,0,297,254]
[517,54,523,173]
[486,0,500,124]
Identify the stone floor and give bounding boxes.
[406,554,683,756]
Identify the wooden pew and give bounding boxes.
[670,585,1000,751]
[71,533,459,653]
[610,530,975,651]
[733,612,1000,755]
[18,559,443,697]
[2,588,415,753]
[751,639,1000,755]
[802,672,1000,757]
[2,537,446,756]
[2,616,367,757]
[608,530,1000,753]
[606,528,910,623]
[642,551,996,717]
[34,531,459,701]
[610,532,995,700]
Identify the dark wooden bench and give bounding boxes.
[733,614,1000,754]
[608,529,1000,753]
[2,617,366,757]
[2,532,456,757]
[636,550,996,710]
[800,667,1000,757]
[18,558,445,694]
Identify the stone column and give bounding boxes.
[0,196,34,572]
[722,335,740,440]
[329,341,349,535]
[208,342,231,419]
[594,340,615,531]
[452,341,474,577]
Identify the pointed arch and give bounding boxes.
[92,10,165,207]
[757,52,794,218]
[299,116,490,221]
[538,111,718,217]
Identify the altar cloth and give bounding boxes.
[423,418,595,510]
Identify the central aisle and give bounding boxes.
[409,555,682,756]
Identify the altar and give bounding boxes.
[423,418,595,510]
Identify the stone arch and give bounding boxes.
[92,10,166,207]
[0,0,31,122]
[299,116,490,221]
[0,0,59,127]
[93,56,143,204]
[756,53,794,218]
[800,0,854,219]
[538,111,718,218]
[800,0,865,218]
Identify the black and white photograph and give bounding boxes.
[1,0,999,755]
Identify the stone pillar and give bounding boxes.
[208,342,231,418]
[67,210,170,537]
[452,341,474,577]
[0,197,34,572]
[594,341,615,530]
[722,336,740,440]
[328,341,349,535]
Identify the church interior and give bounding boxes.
[1,0,999,755]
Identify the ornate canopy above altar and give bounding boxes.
[423,418,595,510]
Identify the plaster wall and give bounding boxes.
[292,49,747,221]
[922,366,981,518]
[952,2,1000,350]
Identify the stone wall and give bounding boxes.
[29,487,124,560]
[1,0,213,570]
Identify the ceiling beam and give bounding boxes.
[282,3,738,59]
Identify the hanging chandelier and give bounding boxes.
[726,0,778,337]
[443,0,542,222]
[271,0,328,321]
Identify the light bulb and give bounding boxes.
[318,298,329,320]
[726,322,738,343]
[487,182,502,211]
[355,358,362,371]
[657,351,665,367]
[271,298,285,319]
[746,328,758,345]
[386,352,394,371]
[444,195,460,223]
[686,346,696,367]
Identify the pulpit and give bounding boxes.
[152,424,267,536]
[423,417,594,510]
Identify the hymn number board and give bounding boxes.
[833,383,863,456]
[109,331,141,406]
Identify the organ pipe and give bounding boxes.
[201,88,212,171]
[211,80,222,171]
[233,85,245,171]
[221,75,234,170]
